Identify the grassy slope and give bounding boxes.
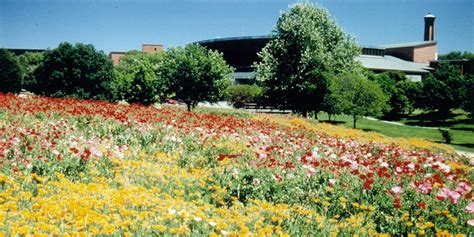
[317,112,474,153]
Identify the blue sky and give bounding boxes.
[0,0,472,54]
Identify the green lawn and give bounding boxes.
[317,112,474,153]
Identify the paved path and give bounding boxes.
[457,151,474,158]
[365,117,441,129]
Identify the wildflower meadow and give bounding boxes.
[0,93,472,236]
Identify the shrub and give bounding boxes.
[438,129,453,144]
[225,84,262,108]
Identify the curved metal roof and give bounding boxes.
[194,35,271,44]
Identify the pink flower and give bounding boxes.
[329,178,336,186]
[391,186,403,195]
[416,183,433,194]
[447,190,461,204]
[468,219,474,226]
[457,181,472,194]
[465,202,474,213]
[436,187,450,201]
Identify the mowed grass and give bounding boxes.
[317,112,474,153]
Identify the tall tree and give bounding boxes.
[34,42,115,100]
[161,44,232,111]
[255,2,361,117]
[0,49,22,93]
[422,62,467,117]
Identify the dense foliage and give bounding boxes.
[17,52,44,91]
[438,51,474,60]
[161,44,232,111]
[255,3,361,117]
[369,71,422,118]
[33,42,115,100]
[422,62,468,117]
[0,93,471,236]
[0,49,22,93]
[224,84,262,108]
[463,74,474,116]
[112,51,167,105]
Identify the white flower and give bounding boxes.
[168,208,177,215]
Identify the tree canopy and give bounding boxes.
[161,44,232,111]
[422,62,467,116]
[328,72,387,128]
[438,51,474,60]
[34,42,115,100]
[0,49,22,93]
[255,2,361,117]
[18,52,44,91]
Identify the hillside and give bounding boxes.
[0,93,472,236]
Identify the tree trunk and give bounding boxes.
[187,103,192,112]
[302,110,308,118]
[328,114,332,121]
[353,115,357,129]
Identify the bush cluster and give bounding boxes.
[0,43,232,111]
[224,84,262,108]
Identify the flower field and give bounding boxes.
[0,93,472,236]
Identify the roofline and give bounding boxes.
[194,35,271,44]
[383,41,437,49]
[108,51,126,56]
[142,44,163,46]
[368,67,431,74]
[361,45,385,50]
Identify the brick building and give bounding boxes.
[108,44,163,65]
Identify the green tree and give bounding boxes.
[332,73,387,128]
[18,52,44,91]
[116,60,165,105]
[112,50,167,104]
[161,44,232,111]
[322,73,344,121]
[373,71,415,117]
[463,73,474,116]
[438,51,474,60]
[397,80,423,114]
[255,2,361,117]
[116,50,164,73]
[422,62,467,117]
[34,42,114,100]
[0,49,22,93]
